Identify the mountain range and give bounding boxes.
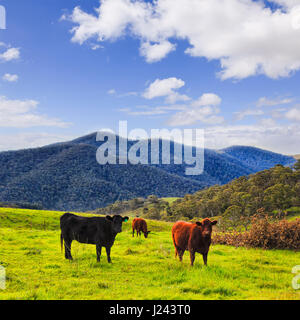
[0,133,296,211]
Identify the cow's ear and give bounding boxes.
[211,220,218,225]
[106,215,113,221]
[196,221,202,226]
[122,216,129,222]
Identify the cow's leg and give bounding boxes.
[202,253,208,266]
[96,244,102,262]
[173,243,180,259]
[178,249,184,262]
[190,250,195,266]
[132,228,135,237]
[64,239,73,260]
[174,248,178,259]
[106,246,112,263]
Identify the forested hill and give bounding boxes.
[0,133,296,211]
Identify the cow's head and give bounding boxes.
[196,218,217,239]
[106,215,129,233]
[143,231,151,238]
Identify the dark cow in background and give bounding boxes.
[172,218,217,266]
[60,213,129,262]
[132,218,151,238]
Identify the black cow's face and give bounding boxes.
[144,231,151,238]
[106,215,129,233]
[196,218,217,239]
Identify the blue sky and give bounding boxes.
[0,0,300,154]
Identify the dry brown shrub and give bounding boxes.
[212,215,300,250]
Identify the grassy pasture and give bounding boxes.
[0,208,299,300]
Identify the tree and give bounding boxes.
[293,159,300,171]
[264,183,294,217]
[220,205,243,231]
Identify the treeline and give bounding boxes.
[94,195,172,220]
[0,201,43,210]
[167,162,300,224]
[94,161,300,225]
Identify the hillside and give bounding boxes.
[0,133,296,211]
[167,163,300,222]
[294,154,300,160]
[221,146,296,171]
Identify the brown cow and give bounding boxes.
[172,218,217,266]
[132,218,151,238]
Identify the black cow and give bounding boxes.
[60,213,129,263]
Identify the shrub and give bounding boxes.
[213,215,300,250]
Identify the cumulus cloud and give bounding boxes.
[271,0,300,9]
[140,41,175,63]
[204,122,300,154]
[0,47,20,62]
[0,96,70,128]
[234,109,265,121]
[285,107,300,121]
[168,105,224,126]
[256,96,293,107]
[167,93,223,126]
[0,132,76,152]
[120,88,223,125]
[143,77,190,103]
[65,0,300,80]
[2,73,18,82]
[191,93,222,107]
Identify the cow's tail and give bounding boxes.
[60,233,64,253]
[172,231,178,258]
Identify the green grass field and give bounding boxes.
[0,208,299,300]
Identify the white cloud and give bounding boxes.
[0,133,76,152]
[107,89,116,95]
[121,87,223,125]
[140,41,175,63]
[0,96,70,128]
[91,44,102,50]
[258,118,277,127]
[234,109,264,121]
[166,92,223,126]
[66,0,300,80]
[143,77,190,103]
[2,73,18,82]
[270,1,300,9]
[118,91,138,97]
[256,96,293,107]
[285,107,300,121]
[126,108,167,116]
[168,105,224,126]
[204,123,300,154]
[0,47,20,62]
[191,93,221,107]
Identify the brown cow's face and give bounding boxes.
[196,219,217,239]
[106,215,129,233]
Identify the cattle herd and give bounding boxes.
[60,213,217,266]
